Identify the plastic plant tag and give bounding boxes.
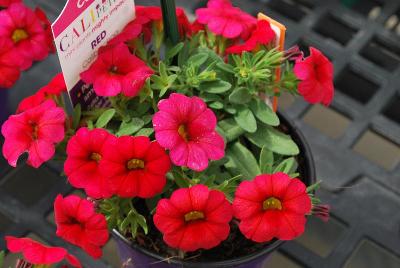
[52,0,136,109]
[257,13,286,51]
[257,13,286,111]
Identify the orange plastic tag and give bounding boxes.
[257,13,286,51]
[257,13,286,111]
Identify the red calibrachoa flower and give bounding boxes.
[226,20,276,54]
[154,184,233,252]
[134,6,162,41]
[100,136,170,198]
[6,236,82,268]
[153,93,225,171]
[133,6,190,40]
[65,128,115,199]
[34,7,55,53]
[17,73,66,113]
[54,195,109,259]
[135,5,162,24]
[0,3,51,70]
[196,0,256,39]
[107,21,143,47]
[294,47,334,106]
[0,37,20,88]
[80,43,154,97]
[176,8,191,37]
[190,20,205,34]
[1,100,65,168]
[0,0,20,8]
[233,173,312,242]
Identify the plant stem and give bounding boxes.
[160,0,179,45]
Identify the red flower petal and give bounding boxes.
[233,173,312,242]
[54,195,109,259]
[294,47,334,106]
[154,185,233,252]
[5,236,82,266]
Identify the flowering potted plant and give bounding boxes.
[1,0,333,267]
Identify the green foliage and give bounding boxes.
[165,42,184,62]
[217,118,245,142]
[187,52,209,66]
[72,104,82,130]
[225,142,261,180]
[249,98,280,126]
[95,109,116,128]
[99,197,148,239]
[229,88,252,104]
[234,106,257,133]
[245,123,300,155]
[273,157,297,174]
[0,251,4,268]
[116,118,145,136]
[259,146,274,174]
[199,80,231,93]
[214,175,242,202]
[120,209,148,238]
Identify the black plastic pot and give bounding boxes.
[113,113,316,268]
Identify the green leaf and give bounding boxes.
[187,52,208,66]
[159,61,168,79]
[141,114,153,125]
[225,142,261,180]
[250,98,280,126]
[166,42,184,61]
[136,128,154,137]
[245,123,300,155]
[174,176,191,188]
[234,106,257,133]
[218,118,246,142]
[72,104,81,130]
[134,213,148,235]
[229,88,252,104]
[307,181,321,193]
[225,106,237,114]
[199,80,232,93]
[201,93,223,102]
[0,251,4,268]
[95,109,115,128]
[214,175,242,202]
[116,118,144,136]
[209,101,224,109]
[216,62,235,73]
[259,146,274,174]
[273,157,297,174]
[87,120,94,130]
[178,42,190,67]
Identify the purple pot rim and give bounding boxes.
[112,112,316,266]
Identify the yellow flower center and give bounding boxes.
[29,121,39,140]
[12,29,29,43]
[90,152,102,163]
[262,197,282,211]
[126,158,145,170]
[178,124,189,141]
[184,211,205,222]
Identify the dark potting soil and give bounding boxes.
[130,219,273,263]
